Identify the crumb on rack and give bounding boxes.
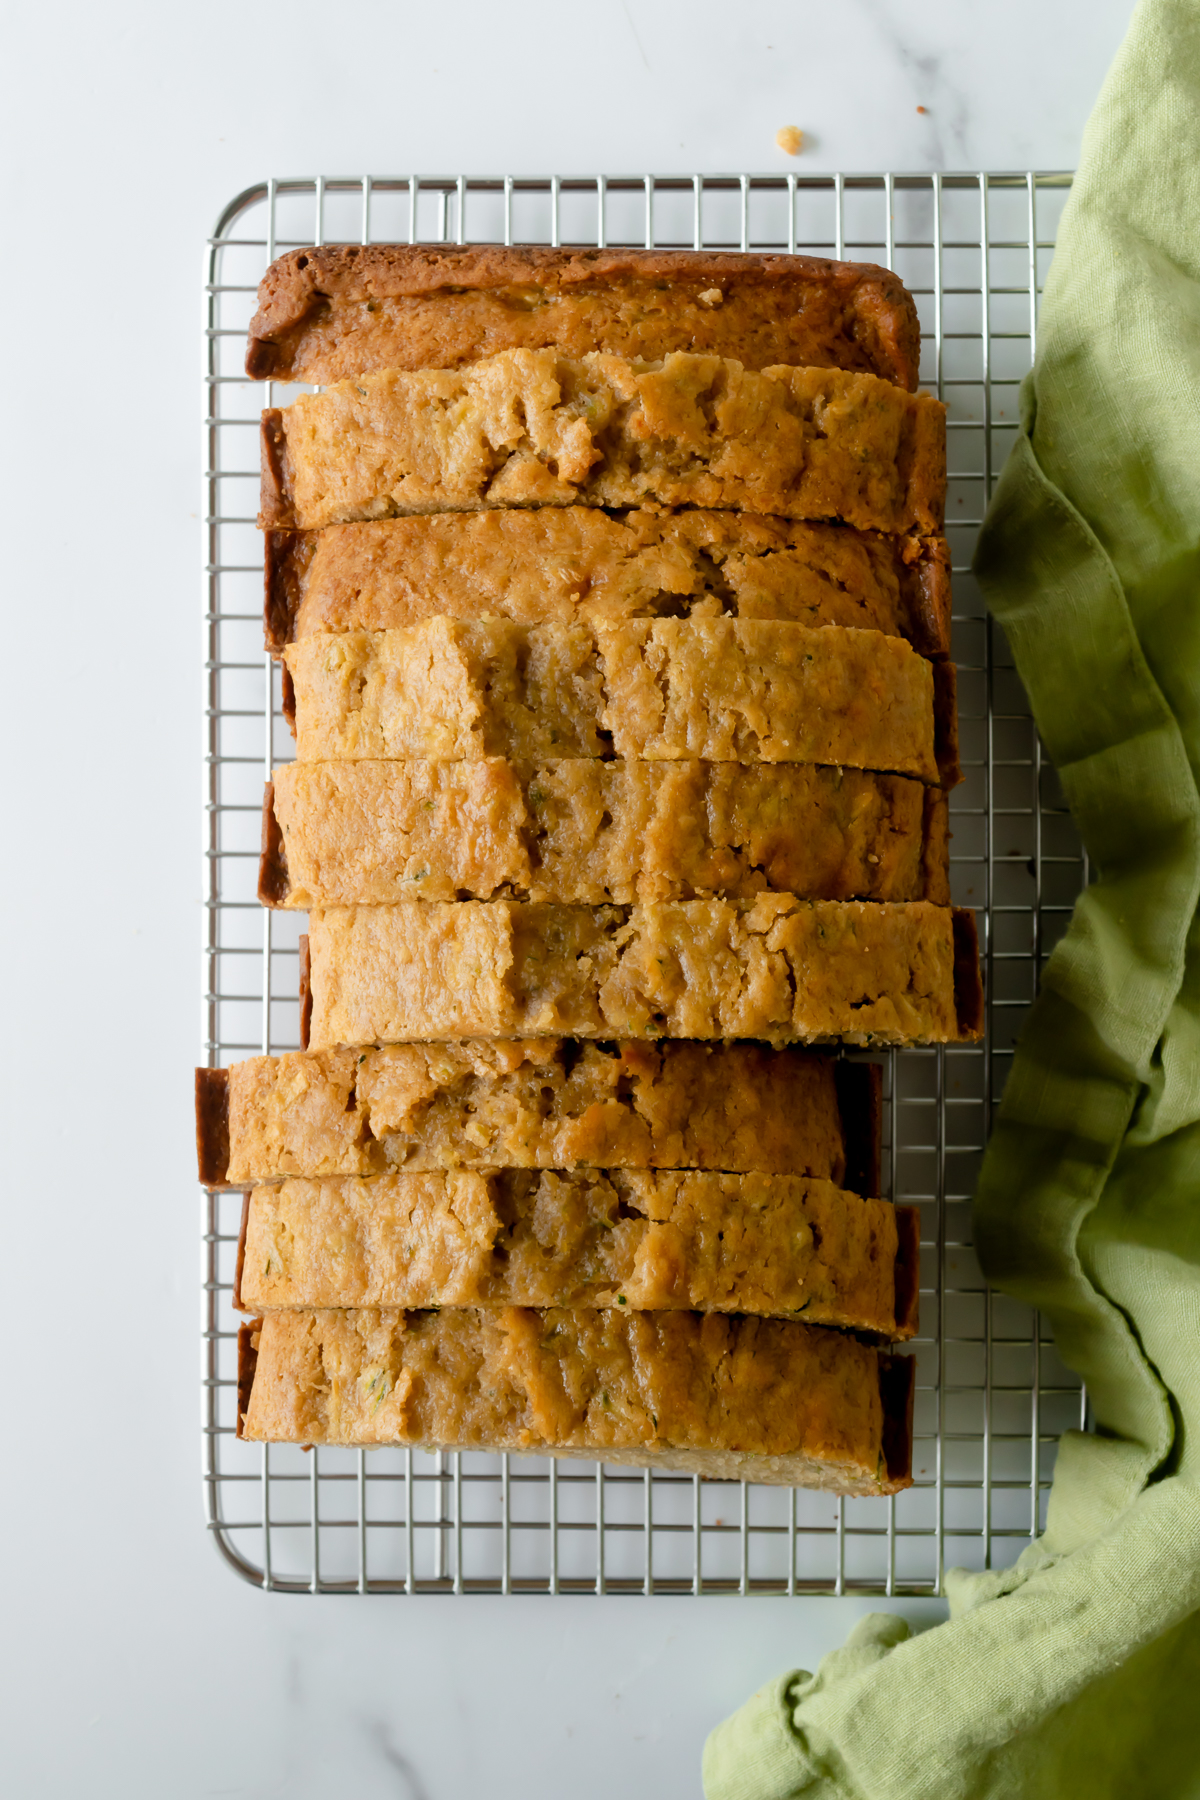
[775,125,803,156]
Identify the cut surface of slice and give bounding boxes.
[196,1041,880,1191]
[262,760,950,907]
[246,244,922,388]
[238,1305,915,1494]
[282,618,939,780]
[265,511,952,661]
[237,1169,918,1336]
[302,898,980,1050]
[260,349,945,534]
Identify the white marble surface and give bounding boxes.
[2,1,1134,1794]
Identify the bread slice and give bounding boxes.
[260,760,950,908]
[196,1041,881,1192]
[281,617,944,782]
[245,245,922,389]
[259,349,945,535]
[265,511,952,661]
[235,1169,919,1337]
[300,898,983,1050]
[237,1305,916,1495]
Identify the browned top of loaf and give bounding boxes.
[265,509,952,663]
[246,244,922,390]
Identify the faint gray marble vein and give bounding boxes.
[365,1717,432,1800]
[851,0,971,167]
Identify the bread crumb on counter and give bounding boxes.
[776,125,804,155]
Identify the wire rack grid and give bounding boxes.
[202,169,1086,1597]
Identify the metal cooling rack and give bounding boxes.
[202,170,1087,1595]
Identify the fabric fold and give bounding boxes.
[704,2,1200,1792]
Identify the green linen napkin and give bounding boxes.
[703,3,1200,1793]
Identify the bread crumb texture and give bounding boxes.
[269,758,948,907]
[241,1304,905,1492]
[272,510,952,661]
[304,896,964,1049]
[283,617,937,778]
[240,1167,907,1333]
[262,349,945,534]
[225,1039,848,1183]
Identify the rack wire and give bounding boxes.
[202,170,1085,1595]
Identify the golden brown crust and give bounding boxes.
[207,1040,874,1190]
[892,1204,922,1340]
[912,534,953,660]
[236,1318,261,1440]
[257,350,946,535]
[264,511,953,661]
[260,411,289,533]
[264,528,317,658]
[933,660,961,788]
[261,760,948,908]
[879,1351,916,1488]
[246,245,922,390]
[233,1192,250,1313]
[835,1061,883,1201]
[298,933,312,1051]
[304,897,978,1050]
[953,908,985,1038]
[280,660,297,732]
[238,1168,917,1336]
[921,787,952,906]
[195,1068,230,1187]
[240,1304,914,1493]
[256,780,290,906]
